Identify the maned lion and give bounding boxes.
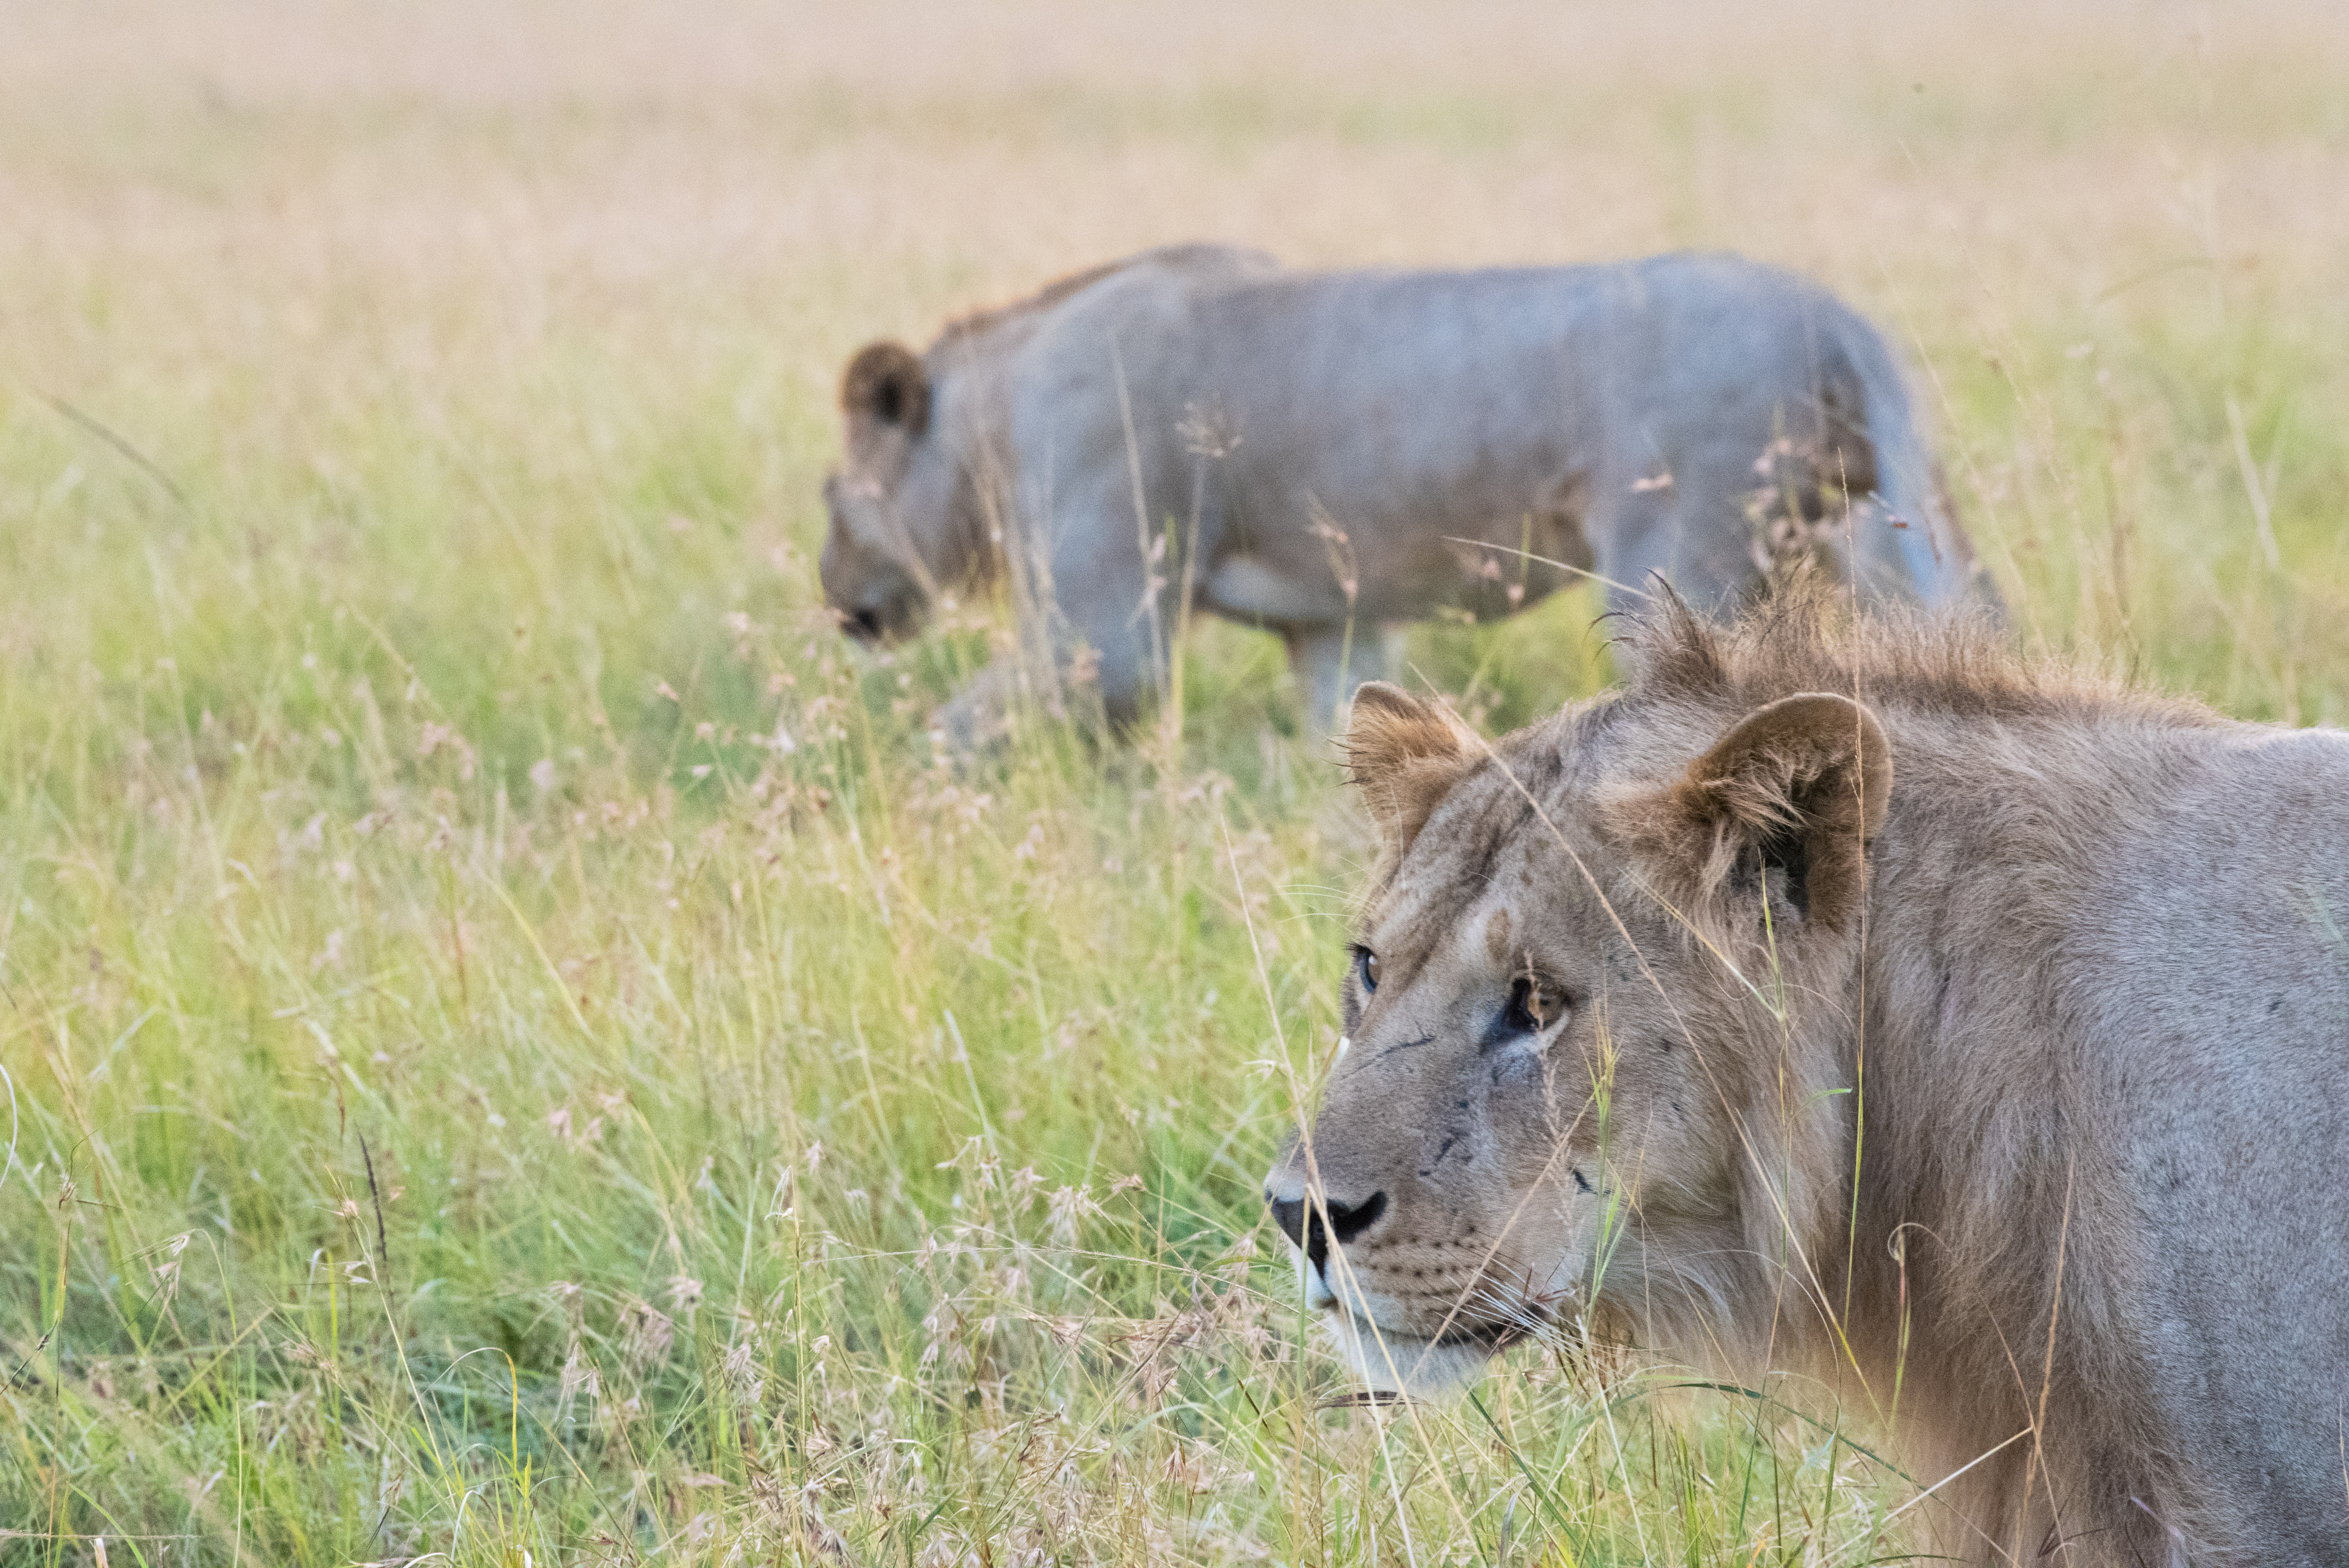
[820,245,1994,745]
[1265,586,2349,1565]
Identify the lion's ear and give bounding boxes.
[1344,682,1476,851]
[841,341,931,450]
[1633,692,1890,931]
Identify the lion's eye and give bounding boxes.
[1505,976,1561,1034]
[1356,947,1379,993]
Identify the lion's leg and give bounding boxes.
[1379,623,1410,682]
[927,660,1024,754]
[924,624,1150,755]
[1588,486,1757,618]
[1053,597,1155,732]
[1285,624,1389,743]
[924,525,1156,754]
[1004,473,1171,736]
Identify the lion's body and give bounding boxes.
[1268,595,2349,1564]
[822,245,1992,742]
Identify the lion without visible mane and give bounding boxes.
[1271,585,2349,1564]
[821,244,1994,746]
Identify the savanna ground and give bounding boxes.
[3,2,2346,1562]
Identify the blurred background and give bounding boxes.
[3,2,2345,1561]
[10,0,2347,738]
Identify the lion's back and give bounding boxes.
[1021,249,1867,430]
[1002,250,1891,529]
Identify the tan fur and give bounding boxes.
[1269,582,2349,1565]
[820,246,1997,747]
[1631,690,1890,933]
[1340,681,1477,852]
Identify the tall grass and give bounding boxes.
[2,2,2346,1561]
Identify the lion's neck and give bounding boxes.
[1818,709,2227,1552]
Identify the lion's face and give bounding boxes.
[1267,681,1887,1397]
[1265,720,1707,1396]
[819,341,982,645]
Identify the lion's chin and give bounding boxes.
[1320,1313,1505,1401]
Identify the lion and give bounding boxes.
[1265,585,2349,1564]
[820,244,1994,746]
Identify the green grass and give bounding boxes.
[4,3,2348,1562]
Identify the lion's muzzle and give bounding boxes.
[1264,1164,1392,1291]
[1267,1188,1387,1278]
[1263,1137,1568,1398]
[820,475,930,647]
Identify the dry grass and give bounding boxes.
[1,2,2345,1562]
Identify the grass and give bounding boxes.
[2,1,2346,1561]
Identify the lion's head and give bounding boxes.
[819,340,987,645]
[1265,652,1888,1397]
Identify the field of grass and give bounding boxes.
[3,2,2347,1562]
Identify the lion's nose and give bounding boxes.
[1268,1189,1388,1273]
